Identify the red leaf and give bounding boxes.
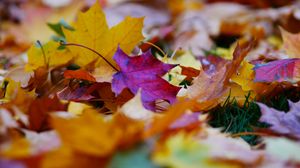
[112,47,181,110]
[64,69,96,82]
[58,82,134,111]
[180,66,200,82]
[254,58,300,83]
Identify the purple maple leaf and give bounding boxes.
[257,101,300,139]
[112,47,180,110]
[253,58,300,83]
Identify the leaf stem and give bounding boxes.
[37,40,48,69]
[230,132,270,138]
[144,41,167,57]
[60,41,119,71]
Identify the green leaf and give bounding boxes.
[47,20,74,37]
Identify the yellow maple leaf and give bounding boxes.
[63,3,144,68]
[51,111,122,156]
[26,41,73,71]
[280,27,300,58]
[230,61,269,101]
[231,61,255,91]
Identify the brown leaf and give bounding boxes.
[187,40,254,103]
[28,96,66,132]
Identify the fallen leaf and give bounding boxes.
[112,47,180,110]
[28,96,66,132]
[153,132,235,168]
[25,41,73,71]
[63,2,144,68]
[58,82,133,112]
[199,55,228,74]
[187,41,253,103]
[42,146,108,168]
[280,27,300,58]
[51,111,122,156]
[1,138,31,158]
[143,99,216,138]
[169,112,202,130]
[231,61,269,96]
[231,61,255,91]
[200,128,264,166]
[119,90,154,121]
[187,66,228,102]
[257,100,300,139]
[64,69,96,82]
[253,58,300,83]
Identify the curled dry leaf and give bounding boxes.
[187,41,253,103]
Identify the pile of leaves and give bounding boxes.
[1,0,300,167]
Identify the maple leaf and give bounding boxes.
[257,101,300,139]
[253,58,300,83]
[231,61,255,91]
[112,47,181,110]
[63,2,144,68]
[23,66,66,97]
[51,111,123,156]
[51,109,144,156]
[26,40,73,71]
[231,61,269,97]
[187,41,253,104]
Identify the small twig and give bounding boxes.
[60,41,119,71]
[144,41,167,57]
[230,132,270,138]
[37,40,48,69]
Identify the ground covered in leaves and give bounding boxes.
[1,0,300,168]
